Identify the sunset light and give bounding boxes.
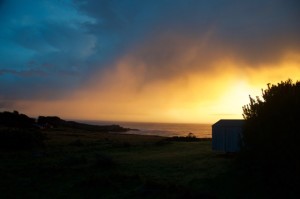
[1,0,299,124]
[1,1,300,197]
[13,54,300,123]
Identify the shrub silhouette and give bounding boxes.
[242,79,300,187]
[166,133,199,142]
[0,111,45,150]
[242,79,300,156]
[0,111,35,128]
[37,116,63,127]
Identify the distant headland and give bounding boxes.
[0,110,134,133]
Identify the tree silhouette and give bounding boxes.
[243,79,300,154]
[0,110,35,128]
[242,79,300,186]
[0,111,45,150]
[242,79,300,194]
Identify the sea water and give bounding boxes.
[83,121,212,138]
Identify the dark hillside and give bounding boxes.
[0,111,35,128]
[37,116,133,132]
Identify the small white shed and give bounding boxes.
[212,119,244,152]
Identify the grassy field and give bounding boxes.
[0,127,288,199]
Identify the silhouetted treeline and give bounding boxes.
[0,111,35,128]
[37,116,63,128]
[0,111,132,150]
[37,116,132,132]
[0,111,132,132]
[0,111,45,150]
[242,79,300,156]
[242,79,300,193]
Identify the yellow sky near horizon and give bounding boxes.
[2,1,300,125]
[14,51,300,124]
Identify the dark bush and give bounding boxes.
[167,133,199,142]
[37,116,63,127]
[0,111,35,128]
[242,79,300,192]
[242,79,300,157]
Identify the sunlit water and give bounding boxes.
[82,121,212,138]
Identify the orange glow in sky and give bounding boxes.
[15,51,300,124]
[2,1,300,125]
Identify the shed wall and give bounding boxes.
[212,126,242,152]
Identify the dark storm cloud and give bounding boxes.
[0,0,96,99]
[213,0,300,65]
[150,0,300,65]
[75,0,300,75]
[1,0,299,103]
[0,0,4,8]
[73,0,299,82]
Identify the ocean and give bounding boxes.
[82,121,212,138]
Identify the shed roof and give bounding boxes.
[212,119,244,127]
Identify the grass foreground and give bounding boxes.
[0,127,295,199]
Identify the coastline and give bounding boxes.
[76,120,212,138]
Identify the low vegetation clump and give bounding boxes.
[166,133,210,142]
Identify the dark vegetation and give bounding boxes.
[0,111,132,151]
[0,111,239,198]
[37,115,132,132]
[0,111,45,150]
[0,125,239,199]
[167,133,210,142]
[242,79,300,196]
[2,85,299,199]
[0,110,35,128]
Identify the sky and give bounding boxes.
[1,0,300,123]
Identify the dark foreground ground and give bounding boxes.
[0,127,297,199]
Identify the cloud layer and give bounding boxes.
[1,0,300,122]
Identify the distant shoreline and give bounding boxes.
[77,120,212,138]
[0,111,211,138]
